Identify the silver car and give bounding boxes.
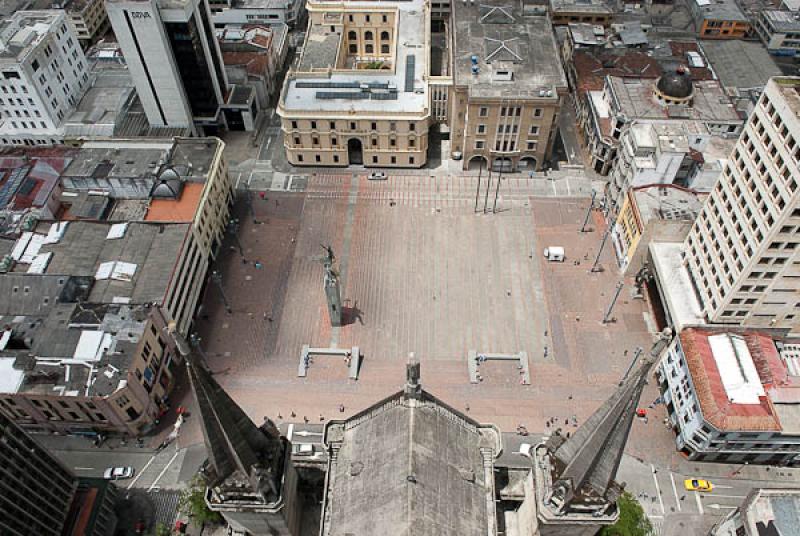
[103,466,135,480]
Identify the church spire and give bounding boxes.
[186,353,285,499]
[545,348,658,512]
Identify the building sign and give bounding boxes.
[129,11,152,19]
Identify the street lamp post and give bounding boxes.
[590,227,611,273]
[580,190,597,233]
[189,333,207,361]
[211,270,233,314]
[602,281,624,324]
[227,218,245,259]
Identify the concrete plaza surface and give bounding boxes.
[185,174,657,439]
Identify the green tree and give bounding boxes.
[177,475,223,525]
[599,492,653,536]
[148,523,171,536]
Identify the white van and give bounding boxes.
[543,246,565,262]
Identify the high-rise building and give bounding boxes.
[106,0,228,133]
[0,410,78,535]
[0,10,90,146]
[683,77,800,331]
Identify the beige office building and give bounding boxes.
[450,3,567,172]
[277,0,430,168]
[683,77,800,331]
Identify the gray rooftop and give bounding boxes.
[0,10,62,62]
[35,220,189,304]
[322,367,501,536]
[298,27,341,72]
[632,185,704,223]
[761,9,800,32]
[691,0,748,23]
[550,0,612,13]
[452,4,567,98]
[700,40,782,91]
[609,77,741,123]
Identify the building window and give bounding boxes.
[409,122,415,131]
[527,141,537,150]
[349,44,357,54]
[311,120,317,129]
[365,31,373,40]
[332,138,338,146]
[475,140,485,149]
[334,155,339,163]
[350,122,357,130]
[409,156,415,164]
[316,154,321,162]
[365,44,374,54]
[529,125,539,135]
[312,137,319,145]
[372,155,378,163]
[409,139,415,148]
[381,44,390,54]
[477,124,486,134]
[294,137,300,145]
[371,121,377,130]
[533,108,543,118]
[381,31,390,40]
[329,121,336,129]
[291,120,298,129]
[348,30,357,40]
[390,138,396,147]
[391,156,397,164]
[298,154,303,162]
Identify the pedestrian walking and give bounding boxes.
[319,413,325,421]
[304,416,309,424]
[339,404,345,413]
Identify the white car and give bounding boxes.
[103,466,135,480]
[368,172,387,180]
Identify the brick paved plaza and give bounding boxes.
[180,174,674,461]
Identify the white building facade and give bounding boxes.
[0,11,90,146]
[683,77,800,332]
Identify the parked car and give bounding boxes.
[684,478,713,492]
[103,466,135,480]
[368,172,387,180]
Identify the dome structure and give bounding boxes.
[654,66,694,105]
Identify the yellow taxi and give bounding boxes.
[684,478,713,492]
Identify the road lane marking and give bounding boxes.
[708,504,738,510]
[709,494,746,499]
[235,171,243,189]
[265,137,272,149]
[670,472,681,512]
[650,465,665,515]
[127,455,156,490]
[287,423,294,442]
[247,170,254,187]
[74,467,94,470]
[148,449,180,492]
[695,492,704,515]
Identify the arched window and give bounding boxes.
[381,44,390,54]
[380,31,390,40]
[365,44,374,54]
[348,31,357,40]
[365,31,373,40]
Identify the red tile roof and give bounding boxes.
[223,51,270,78]
[574,50,662,93]
[680,328,785,432]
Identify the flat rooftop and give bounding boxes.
[551,0,611,13]
[700,40,781,90]
[762,9,800,31]
[692,0,748,23]
[609,76,741,123]
[632,185,704,224]
[649,241,706,331]
[11,220,189,304]
[283,0,428,114]
[452,4,566,98]
[0,10,61,61]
